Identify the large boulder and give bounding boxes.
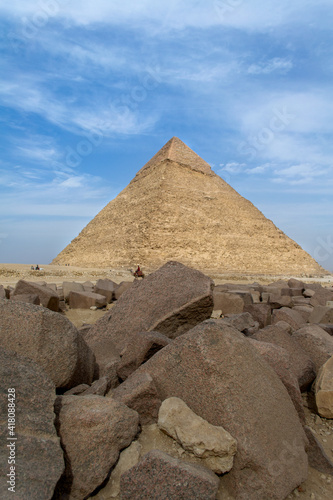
[68,290,107,309]
[304,426,333,475]
[86,261,214,371]
[269,293,293,309]
[158,397,237,474]
[244,303,272,328]
[117,331,171,381]
[133,320,308,499]
[288,278,306,290]
[11,293,40,305]
[248,339,305,424]
[213,289,245,314]
[0,299,96,390]
[12,279,59,311]
[293,305,314,322]
[309,306,333,324]
[315,356,333,418]
[220,312,256,335]
[0,349,64,498]
[54,395,139,499]
[62,281,84,302]
[252,325,316,391]
[292,325,333,372]
[272,307,306,330]
[111,372,162,425]
[94,278,117,303]
[120,450,220,500]
[310,288,333,307]
[114,281,133,300]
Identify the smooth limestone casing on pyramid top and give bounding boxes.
[52,137,326,275]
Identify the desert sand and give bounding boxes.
[0,262,332,289]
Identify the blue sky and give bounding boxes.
[0,0,332,271]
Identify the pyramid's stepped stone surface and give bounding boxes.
[53,137,324,275]
[137,136,214,176]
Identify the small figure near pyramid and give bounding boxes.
[130,265,145,279]
[52,137,325,276]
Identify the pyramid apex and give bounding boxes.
[137,137,213,176]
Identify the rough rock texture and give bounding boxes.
[269,293,293,309]
[94,440,143,499]
[64,384,90,396]
[315,356,333,418]
[244,303,271,328]
[120,450,220,500]
[304,426,333,475]
[11,293,40,305]
[0,349,64,499]
[52,137,325,275]
[288,278,306,290]
[110,372,161,425]
[309,306,333,324]
[114,281,133,300]
[272,307,306,330]
[220,312,256,334]
[117,331,171,381]
[85,261,214,371]
[320,324,333,336]
[62,281,84,301]
[134,320,309,500]
[310,288,333,307]
[0,299,96,390]
[252,325,316,391]
[158,397,237,473]
[81,376,111,396]
[292,325,333,372]
[68,290,107,309]
[53,394,139,499]
[293,305,314,322]
[0,284,5,299]
[12,279,59,311]
[213,290,245,314]
[248,339,305,424]
[94,278,117,302]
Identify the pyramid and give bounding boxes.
[52,137,325,275]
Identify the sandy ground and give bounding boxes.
[1,263,332,289]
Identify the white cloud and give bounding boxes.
[248,58,293,75]
[0,170,114,217]
[59,176,84,188]
[0,74,158,137]
[218,162,247,174]
[245,165,269,174]
[272,163,329,185]
[1,0,332,32]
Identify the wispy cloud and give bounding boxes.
[1,1,332,32]
[0,168,114,217]
[218,162,247,174]
[0,73,158,137]
[248,58,293,75]
[272,163,329,185]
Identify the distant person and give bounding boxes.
[30,265,34,270]
[36,264,40,271]
[136,265,141,274]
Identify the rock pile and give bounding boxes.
[0,262,332,499]
[0,277,133,313]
